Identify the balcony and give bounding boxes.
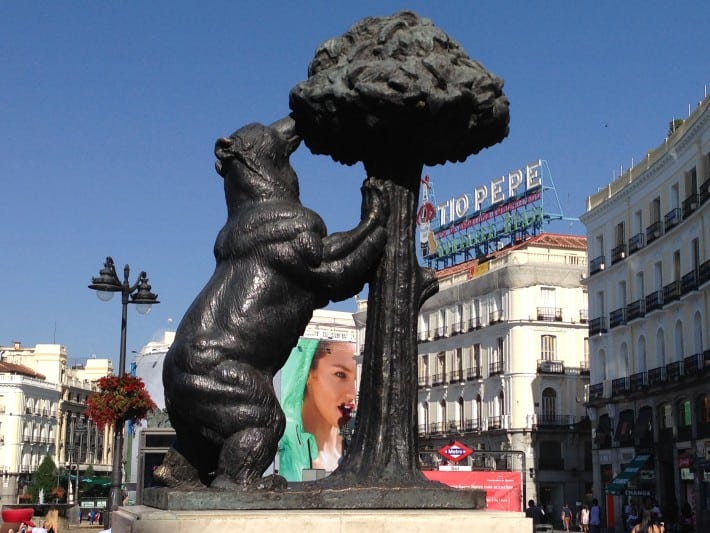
[448,369,465,384]
[683,353,705,376]
[433,326,447,340]
[489,309,504,324]
[682,193,699,218]
[629,371,647,391]
[429,422,445,434]
[609,307,627,329]
[666,360,683,382]
[417,329,430,343]
[664,207,682,232]
[700,259,710,285]
[450,321,465,336]
[646,221,663,244]
[647,366,667,386]
[487,416,502,430]
[611,376,630,396]
[611,243,627,265]
[537,359,564,374]
[536,414,577,428]
[536,307,562,321]
[589,255,605,276]
[589,316,607,335]
[681,270,698,295]
[663,280,681,305]
[628,232,645,255]
[489,360,504,376]
[464,418,482,432]
[700,178,710,205]
[467,317,482,331]
[645,290,664,313]
[466,366,482,380]
[431,373,446,387]
[626,299,645,321]
[579,309,588,323]
[588,382,604,401]
[418,375,430,389]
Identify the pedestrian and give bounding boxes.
[562,502,573,532]
[526,499,544,531]
[88,510,95,525]
[580,504,590,533]
[590,498,601,533]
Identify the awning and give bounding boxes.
[605,454,652,495]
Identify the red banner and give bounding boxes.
[423,470,522,512]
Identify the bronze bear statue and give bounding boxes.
[157,116,387,489]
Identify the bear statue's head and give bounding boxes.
[215,116,302,213]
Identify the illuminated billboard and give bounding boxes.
[419,160,570,270]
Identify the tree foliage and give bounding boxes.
[290,10,509,168]
[29,454,57,502]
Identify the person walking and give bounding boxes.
[580,504,590,533]
[526,499,544,531]
[562,502,573,532]
[590,498,602,533]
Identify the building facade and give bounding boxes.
[0,342,113,503]
[354,233,591,517]
[581,95,710,531]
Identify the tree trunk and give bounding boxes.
[325,158,437,487]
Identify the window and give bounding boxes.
[541,335,557,361]
[659,403,672,429]
[541,388,557,423]
[475,395,482,428]
[496,337,504,364]
[615,221,625,247]
[473,344,481,370]
[539,441,564,470]
[651,197,661,223]
[696,395,710,438]
[678,400,692,426]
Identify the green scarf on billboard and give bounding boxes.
[278,337,320,482]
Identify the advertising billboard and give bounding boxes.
[423,470,522,512]
[277,339,357,482]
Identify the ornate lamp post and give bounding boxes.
[89,257,159,527]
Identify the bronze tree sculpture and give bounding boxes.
[290,11,510,486]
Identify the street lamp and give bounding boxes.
[89,257,159,527]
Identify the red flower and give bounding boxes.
[85,374,157,429]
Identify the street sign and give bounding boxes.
[438,440,473,463]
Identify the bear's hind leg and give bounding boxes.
[211,424,286,490]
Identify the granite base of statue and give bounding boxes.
[136,11,523,531]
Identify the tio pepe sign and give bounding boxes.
[438,440,473,463]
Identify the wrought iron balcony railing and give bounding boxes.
[682,193,699,218]
[626,299,645,321]
[536,307,562,321]
[646,221,663,244]
[664,207,682,232]
[611,243,627,265]
[628,232,645,255]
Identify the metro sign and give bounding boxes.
[438,440,473,463]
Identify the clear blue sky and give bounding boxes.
[1,1,708,368]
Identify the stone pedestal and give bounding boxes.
[114,506,531,533]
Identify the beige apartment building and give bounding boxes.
[581,94,710,531]
[0,342,113,503]
[354,233,591,516]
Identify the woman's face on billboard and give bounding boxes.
[306,344,356,429]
